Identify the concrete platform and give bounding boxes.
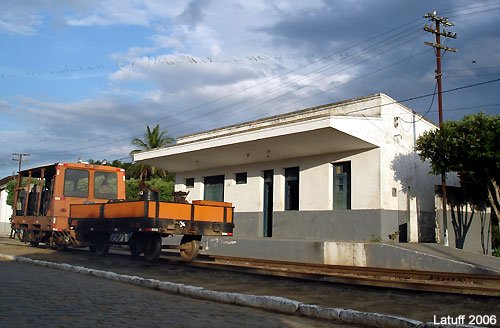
[197,237,500,275]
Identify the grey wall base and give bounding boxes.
[0,222,10,234]
[201,237,324,263]
[235,210,402,242]
[435,209,492,254]
[200,237,500,275]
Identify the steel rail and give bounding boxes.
[189,255,500,297]
[2,238,498,296]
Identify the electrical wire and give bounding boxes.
[398,81,438,123]
[344,77,500,116]
[28,22,425,157]
[17,2,500,163]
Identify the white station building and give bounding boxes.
[135,93,442,245]
[0,176,14,234]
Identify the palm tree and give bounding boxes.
[128,124,174,180]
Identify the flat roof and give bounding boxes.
[134,93,434,172]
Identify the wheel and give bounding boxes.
[20,229,28,242]
[92,233,110,256]
[143,234,162,262]
[29,241,39,247]
[180,236,200,262]
[56,244,69,251]
[128,233,144,257]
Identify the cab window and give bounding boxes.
[64,169,89,198]
[94,171,118,199]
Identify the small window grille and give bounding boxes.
[235,172,247,184]
[185,178,194,188]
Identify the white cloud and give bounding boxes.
[0,13,42,36]
[111,46,157,62]
[2,0,500,179]
[109,66,147,81]
[65,0,185,27]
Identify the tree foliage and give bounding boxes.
[125,178,174,201]
[6,179,17,207]
[416,113,499,250]
[128,124,175,180]
[87,157,175,200]
[87,159,132,171]
[130,124,175,153]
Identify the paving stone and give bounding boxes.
[0,260,350,328]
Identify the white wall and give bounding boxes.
[172,97,441,220]
[0,189,13,234]
[175,148,383,213]
[378,98,442,212]
[168,96,445,244]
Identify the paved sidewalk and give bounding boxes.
[0,260,353,328]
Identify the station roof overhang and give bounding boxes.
[134,116,379,173]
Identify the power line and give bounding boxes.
[428,102,500,114]
[29,3,488,158]
[398,81,438,124]
[444,65,500,72]
[440,1,500,15]
[21,3,498,162]
[29,33,426,159]
[77,76,500,161]
[346,77,500,116]
[29,19,425,157]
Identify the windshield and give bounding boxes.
[94,171,118,199]
[64,169,89,198]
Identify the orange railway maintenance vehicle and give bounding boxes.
[11,162,234,262]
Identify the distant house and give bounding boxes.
[135,93,487,252]
[0,175,15,234]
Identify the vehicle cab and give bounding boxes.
[11,162,125,246]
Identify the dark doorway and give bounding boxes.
[333,162,351,210]
[204,175,224,202]
[285,167,299,210]
[398,187,410,243]
[263,170,274,237]
[399,223,408,242]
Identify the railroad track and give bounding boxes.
[190,255,500,297]
[2,237,499,296]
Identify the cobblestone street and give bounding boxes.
[0,259,353,328]
[0,238,498,327]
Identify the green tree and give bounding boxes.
[125,178,174,201]
[128,125,174,180]
[6,179,18,207]
[87,159,132,171]
[146,178,175,202]
[416,113,499,250]
[125,179,140,201]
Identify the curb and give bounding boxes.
[1,253,452,328]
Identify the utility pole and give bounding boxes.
[12,153,30,174]
[424,11,457,246]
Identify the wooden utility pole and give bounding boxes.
[12,153,29,174]
[424,11,457,246]
[11,153,29,233]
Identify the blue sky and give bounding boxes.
[1,0,499,177]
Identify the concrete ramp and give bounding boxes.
[365,243,500,274]
[199,237,500,275]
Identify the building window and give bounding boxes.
[185,178,194,188]
[204,175,224,202]
[285,167,299,210]
[333,162,351,210]
[235,172,247,184]
[64,169,89,198]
